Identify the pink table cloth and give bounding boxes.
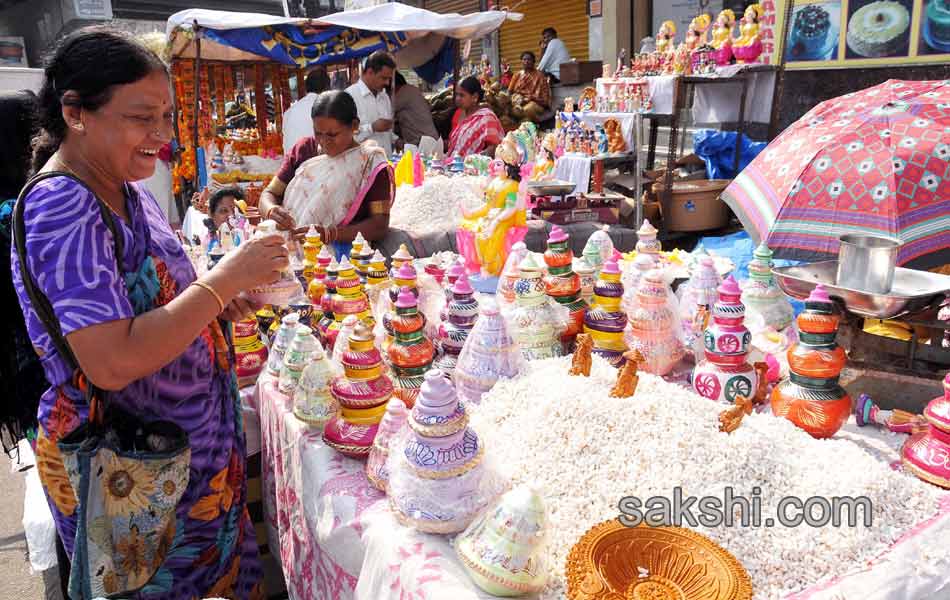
[254,373,950,600]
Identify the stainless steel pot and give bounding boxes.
[836,234,902,294]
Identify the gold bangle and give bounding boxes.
[191,281,226,313]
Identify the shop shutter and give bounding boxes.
[424,0,484,63]
[499,0,589,70]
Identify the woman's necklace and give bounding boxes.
[54,153,126,218]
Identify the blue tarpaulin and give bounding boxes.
[693,129,767,180]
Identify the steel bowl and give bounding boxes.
[526,180,576,197]
[773,260,950,319]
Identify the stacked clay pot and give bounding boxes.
[434,274,479,379]
[454,299,526,405]
[626,270,684,376]
[366,398,409,492]
[511,254,566,361]
[234,317,268,388]
[388,288,436,409]
[543,226,587,353]
[583,258,629,367]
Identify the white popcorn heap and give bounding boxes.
[469,356,945,600]
[390,175,486,236]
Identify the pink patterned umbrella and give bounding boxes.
[723,79,950,269]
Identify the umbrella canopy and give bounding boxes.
[723,79,950,270]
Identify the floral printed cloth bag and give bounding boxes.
[14,172,191,599]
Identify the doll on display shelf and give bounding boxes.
[500,61,513,89]
[596,125,609,156]
[733,3,765,63]
[710,9,737,65]
[457,133,527,278]
[531,133,557,181]
[684,14,712,51]
[656,20,677,54]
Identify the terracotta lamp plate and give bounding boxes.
[566,520,752,600]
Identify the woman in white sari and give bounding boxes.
[260,91,394,257]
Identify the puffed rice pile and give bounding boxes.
[469,356,945,599]
[390,176,486,236]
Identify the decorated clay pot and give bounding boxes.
[583,258,628,367]
[771,285,851,438]
[456,486,548,596]
[366,398,409,492]
[388,288,436,408]
[626,270,683,376]
[234,318,268,388]
[901,373,950,489]
[293,343,337,429]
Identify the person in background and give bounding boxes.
[537,27,571,84]
[282,67,331,154]
[226,91,256,129]
[346,51,396,155]
[203,186,244,233]
[447,76,505,158]
[392,71,440,150]
[260,91,393,255]
[507,51,551,123]
[15,28,286,599]
[0,90,47,462]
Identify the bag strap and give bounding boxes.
[13,171,125,421]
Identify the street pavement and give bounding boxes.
[0,456,46,598]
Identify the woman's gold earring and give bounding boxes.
[74,123,85,132]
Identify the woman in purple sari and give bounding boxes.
[12,29,289,598]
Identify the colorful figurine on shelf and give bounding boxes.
[234,318,269,388]
[454,298,527,405]
[771,285,851,439]
[742,243,794,332]
[733,3,765,63]
[366,398,408,492]
[692,276,766,404]
[583,258,629,367]
[457,133,528,279]
[389,369,489,534]
[656,20,677,54]
[544,226,587,353]
[901,373,950,489]
[604,118,627,154]
[434,274,479,379]
[684,13,712,51]
[293,339,337,429]
[388,288,435,409]
[324,323,394,458]
[531,134,558,181]
[710,9,737,65]
[511,254,567,361]
[596,126,609,156]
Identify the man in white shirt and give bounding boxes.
[345,51,396,155]
[282,67,331,155]
[537,27,572,84]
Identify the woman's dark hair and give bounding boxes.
[365,51,396,73]
[521,51,536,62]
[305,68,331,94]
[0,91,38,199]
[542,27,557,38]
[458,76,484,102]
[311,90,359,125]
[32,26,168,173]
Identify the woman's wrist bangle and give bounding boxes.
[191,281,226,313]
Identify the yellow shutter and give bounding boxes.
[424,0,484,63]
[500,0,589,69]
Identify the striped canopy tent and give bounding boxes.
[722,79,950,270]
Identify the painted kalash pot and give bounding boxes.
[511,254,566,361]
[454,298,526,405]
[583,258,629,367]
[389,369,488,534]
[901,373,950,489]
[544,226,587,353]
[382,262,420,351]
[366,398,409,492]
[742,243,793,331]
[233,317,268,388]
[771,285,852,439]
[626,270,683,376]
[388,288,436,409]
[692,276,765,403]
[434,274,479,379]
[456,485,549,597]
[324,324,394,458]
[293,340,337,429]
[330,255,374,336]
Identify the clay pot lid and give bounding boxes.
[412,369,465,427]
[480,297,501,317]
[395,287,418,309]
[234,318,259,337]
[600,258,621,276]
[548,225,569,244]
[378,398,408,436]
[453,273,474,296]
[371,249,387,265]
[352,231,367,248]
[304,224,320,241]
[634,253,656,270]
[447,258,467,281]
[565,520,752,600]
[392,243,413,262]
[317,245,334,262]
[281,313,301,327]
[717,275,741,300]
[637,219,658,237]
[519,254,543,277]
[575,257,596,275]
[925,374,950,430]
[395,262,417,281]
